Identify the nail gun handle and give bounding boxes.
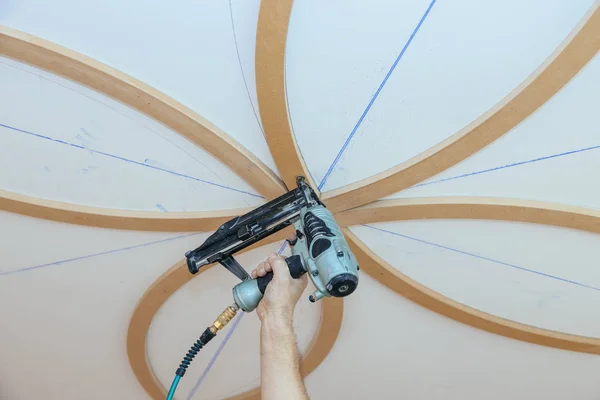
[257,255,306,294]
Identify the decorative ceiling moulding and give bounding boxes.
[4,1,599,399]
[127,234,344,400]
[340,197,600,354]
[322,2,600,213]
[0,189,250,231]
[255,0,318,192]
[127,196,600,400]
[336,197,600,234]
[0,26,286,200]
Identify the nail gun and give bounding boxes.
[165,176,360,400]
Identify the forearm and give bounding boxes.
[260,313,309,400]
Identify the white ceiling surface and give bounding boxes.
[285,0,594,191]
[390,53,600,207]
[147,241,321,400]
[2,1,600,400]
[0,0,275,174]
[351,221,600,338]
[0,56,263,211]
[0,211,319,400]
[305,273,600,400]
[0,211,210,399]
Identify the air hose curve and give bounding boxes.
[166,304,239,400]
[176,327,216,377]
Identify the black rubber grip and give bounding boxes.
[257,255,306,294]
[286,255,305,278]
[257,272,274,294]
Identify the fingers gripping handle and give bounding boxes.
[256,273,273,294]
[256,255,305,294]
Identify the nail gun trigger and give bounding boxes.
[218,255,251,281]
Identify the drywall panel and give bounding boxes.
[0,211,208,399]
[305,273,600,400]
[390,53,600,207]
[0,57,264,211]
[0,0,277,172]
[0,211,318,400]
[229,0,264,133]
[147,241,321,400]
[286,0,593,191]
[351,220,600,337]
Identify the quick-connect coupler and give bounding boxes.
[211,303,239,332]
[175,303,239,378]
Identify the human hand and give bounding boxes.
[251,235,308,322]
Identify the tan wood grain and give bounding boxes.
[0,189,250,231]
[255,0,318,192]
[0,26,286,199]
[4,2,600,399]
[336,197,600,234]
[127,226,343,400]
[323,3,600,212]
[340,197,600,354]
[345,228,600,354]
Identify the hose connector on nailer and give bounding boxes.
[211,303,239,332]
[173,303,239,381]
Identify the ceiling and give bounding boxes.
[1,0,600,399]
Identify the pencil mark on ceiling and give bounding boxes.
[0,122,263,198]
[318,0,438,190]
[80,165,98,175]
[187,241,288,398]
[0,232,202,276]
[407,144,600,189]
[228,0,266,139]
[0,59,221,178]
[187,312,245,400]
[75,130,95,154]
[144,158,169,169]
[283,3,310,183]
[79,127,95,138]
[155,204,168,212]
[364,224,600,292]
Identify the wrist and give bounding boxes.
[261,307,294,327]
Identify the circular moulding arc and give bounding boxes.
[127,230,344,400]
[339,196,600,354]
[255,0,600,212]
[0,26,286,202]
[0,190,252,232]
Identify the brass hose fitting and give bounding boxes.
[209,303,239,333]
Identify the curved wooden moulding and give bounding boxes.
[0,26,285,200]
[127,228,344,400]
[0,189,250,232]
[255,0,318,193]
[323,3,600,213]
[336,196,600,234]
[340,197,600,354]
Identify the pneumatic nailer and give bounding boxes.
[165,176,359,399]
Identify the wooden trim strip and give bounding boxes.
[127,228,344,400]
[345,228,600,354]
[323,3,600,212]
[0,26,286,199]
[255,0,319,192]
[336,196,600,234]
[339,197,600,353]
[0,189,249,232]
